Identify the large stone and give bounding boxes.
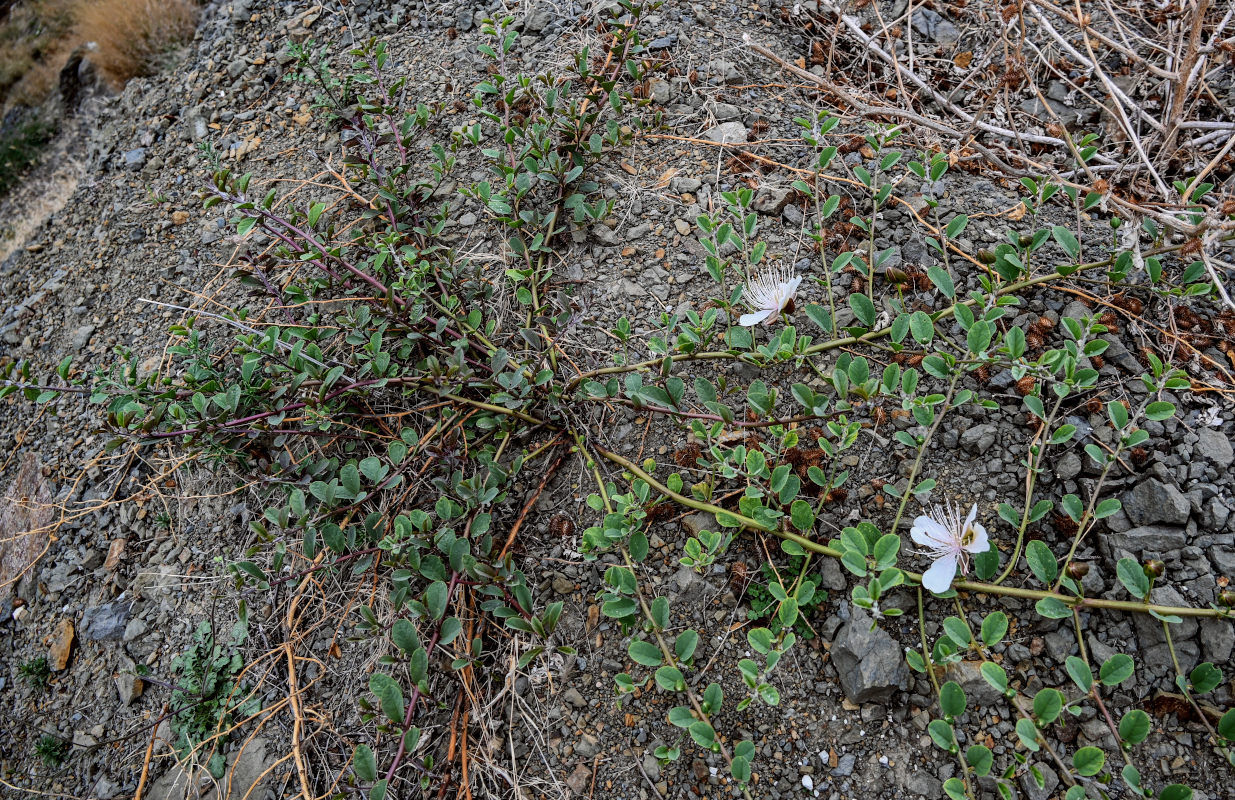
[911,9,960,43]
[959,423,998,455]
[942,660,1004,707]
[704,122,747,144]
[48,618,75,671]
[1122,478,1190,526]
[831,607,910,703]
[1102,525,1189,560]
[753,186,792,215]
[81,601,132,641]
[115,655,144,706]
[1132,586,1198,645]
[1195,427,1234,469]
[1019,762,1060,800]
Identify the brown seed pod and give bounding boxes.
[1066,562,1090,580]
[975,365,990,384]
[1090,355,1105,369]
[673,444,703,469]
[825,487,849,504]
[548,515,575,539]
[1053,514,1080,536]
[1130,446,1149,467]
[1033,315,1056,332]
[1025,330,1044,351]
[872,406,889,426]
[1015,375,1037,396]
[1111,295,1144,315]
[729,560,751,594]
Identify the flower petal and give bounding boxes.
[964,523,990,554]
[922,552,959,594]
[738,309,775,327]
[910,516,950,547]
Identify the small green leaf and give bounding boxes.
[1073,746,1105,776]
[966,744,993,776]
[1065,656,1093,692]
[980,611,1008,647]
[1025,540,1057,585]
[1116,558,1150,599]
[1099,653,1135,686]
[940,681,966,716]
[1119,709,1151,744]
[628,640,662,667]
[354,744,377,781]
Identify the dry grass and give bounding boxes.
[74,0,198,87]
[0,0,198,111]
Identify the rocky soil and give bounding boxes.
[1,1,1233,799]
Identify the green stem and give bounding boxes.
[597,446,1230,619]
[994,393,1066,585]
[889,371,962,538]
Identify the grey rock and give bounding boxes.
[941,660,1003,707]
[831,608,910,703]
[574,732,600,758]
[123,148,147,169]
[1056,451,1082,481]
[647,78,671,105]
[1195,427,1234,469]
[904,771,942,797]
[1133,586,1198,645]
[753,186,792,215]
[70,324,96,352]
[681,512,716,536]
[670,565,708,604]
[81,601,132,641]
[1210,545,1235,575]
[1103,525,1188,559]
[123,617,147,642]
[642,753,662,781]
[831,753,856,777]
[647,35,676,50]
[911,9,960,43]
[1122,478,1190,526]
[1200,617,1234,665]
[524,6,553,33]
[213,736,275,800]
[670,177,702,193]
[706,59,741,84]
[704,122,747,144]
[960,423,998,455]
[115,655,143,706]
[818,558,847,592]
[562,687,586,708]
[1102,334,1141,373]
[711,102,741,121]
[592,224,618,246]
[1019,762,1059,800]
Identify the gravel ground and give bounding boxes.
[1,2,1233,799]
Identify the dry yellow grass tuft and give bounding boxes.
[0,0,198,110]
[73,0,198,86]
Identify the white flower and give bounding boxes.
[910,503,990,594]
[738,265,802,326]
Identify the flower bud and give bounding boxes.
[977,249,997,264]
[1066,562,1090,580]
[1143,559,1165,579]
[1219,590,1235,608]
[1018,234,1034,248]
